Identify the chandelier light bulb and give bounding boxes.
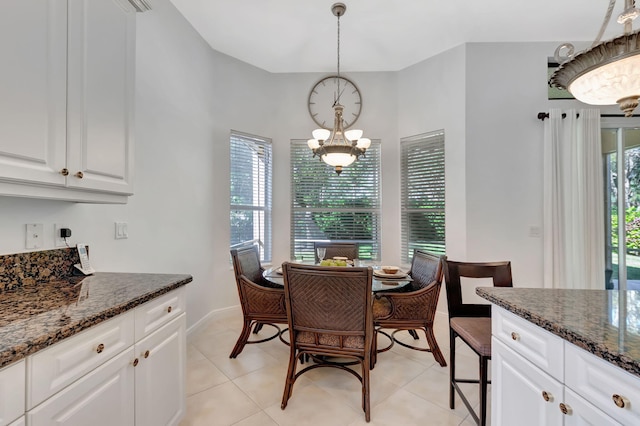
[322,152,356,167]
[344,129,363,141]
[307,138,321,149]
[356,137,371,149]
[312,128,331,141]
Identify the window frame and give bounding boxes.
[400,131,446,264]
[290,139,382,261]
[229,130,272,262]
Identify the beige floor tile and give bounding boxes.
[371,350,430,387]
[187,344,207,363]
[264,383,364,426]
[348,388,469,426]
[180,381,261,426]
[208,346,280,380]
[233,363,312,409]
[232,411,279,426]
[186,358,229,396]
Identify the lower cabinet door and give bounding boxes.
[562,388,622,426]
[135,314,186,426]
[27,348,135,426]
[492,338,564,426]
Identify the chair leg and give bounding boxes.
[449,328,456,409]
[424,326,447,367]
[362,357,371,422]
[370,329,378,369]
[479,355,489,426]
[408,329,419,340]
[281,349,298,409]
[253,322,264,334]
[229,319,253,358]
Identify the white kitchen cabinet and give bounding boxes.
[0,0,136,203]
[492,306,633,426]
[492,339,564,425]
[27,348,136,426]
[0,360,25,426]
[135,314,186,426]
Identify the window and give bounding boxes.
[400,131,445,263]
[290,139,381,261]
[602,120,640,291]
[230,131,272,262]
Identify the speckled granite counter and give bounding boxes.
[0,272,192,369]
[477,287,640,378]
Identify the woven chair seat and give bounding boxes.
[450,317,492,357]
[297,331,365,349]
[372,297,392,319]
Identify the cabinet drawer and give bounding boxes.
[492,306,564,380]
[563,387,621,426]
[0,360,25,426]
[27,347,135,426]
[27,310,135,409]
[135,287,185,340]
[565,342,640,425]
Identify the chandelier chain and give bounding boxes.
[337,12,341,93]
[592,0,616,47]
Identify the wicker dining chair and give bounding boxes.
[443,259,513,426]
[313,242,359,263]
[280,262,374,422]
[372,250,447,367]
[229,246,288,358]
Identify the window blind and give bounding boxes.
[290,139,381,261]
[401,131,445,263]
[230,131,272,262]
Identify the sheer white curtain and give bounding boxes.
[543,109,605,289]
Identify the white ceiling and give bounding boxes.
[168,0,628,73]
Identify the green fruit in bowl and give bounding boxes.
[320,259,348,267]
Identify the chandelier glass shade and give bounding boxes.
[549,0,640,116]
[308,3,369,174]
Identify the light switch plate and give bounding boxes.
[115,222,128,239]
[25,223,44,249]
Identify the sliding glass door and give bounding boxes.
[603,121,640,291]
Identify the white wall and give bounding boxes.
[0,2,623,328]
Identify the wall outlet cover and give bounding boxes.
[25,223,44,249]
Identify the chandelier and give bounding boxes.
[549,0,640,116]
[307,3,370,174]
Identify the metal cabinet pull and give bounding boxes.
[75,171,84,179]
[167,306,172,313]
[133,358,139,367]
[511,332,520,341]
[96,343,105,353]
[542,391,552,402]
[613,394,628,408]
[144,350,150,359]
[559,403,572,415]
[60,168,69,176]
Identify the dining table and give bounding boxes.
[262,264,413,292]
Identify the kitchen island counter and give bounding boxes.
[476,287,640,378]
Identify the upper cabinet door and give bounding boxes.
[0,0,67,186]
[66,0,135,194]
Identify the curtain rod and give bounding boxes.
[537,112,640,121]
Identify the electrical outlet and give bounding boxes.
[54,224,70,247]
[25,223,44,249]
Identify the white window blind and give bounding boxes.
[401,131,445,263]
[290,139,381,261]
[230,131,272,262]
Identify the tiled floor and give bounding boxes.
[180,309,488,425]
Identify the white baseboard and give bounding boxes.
[187,304,240,336]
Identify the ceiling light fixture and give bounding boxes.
[550,0,640,116]
[307,3,370,174]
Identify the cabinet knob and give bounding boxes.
[559,403,572,415]
[75,171,84,179]
[144,350,150,359]
[133,358,139,367]
[96,343,105,353]
[60,168,69,176]
[167,306,172,313]
[612,394,628,408]
[511,332,520,341]
[541,391,552,402]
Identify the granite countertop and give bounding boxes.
[0,272,192,369]
[477,287,640,378]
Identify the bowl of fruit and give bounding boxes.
[320,259,349,267]
[381,266,400,275]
